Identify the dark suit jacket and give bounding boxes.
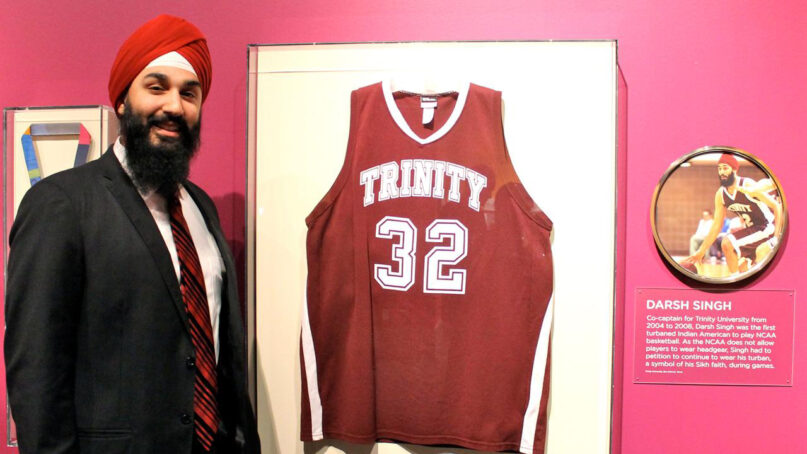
[5,149,259,453]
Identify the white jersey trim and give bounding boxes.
[726,222,775,257]
[519,293,554,454]
[301,286,324,440]
[382,80,470,145]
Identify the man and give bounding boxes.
[5,15,259,453]
[682,153,781,275]
[688,209,713,256]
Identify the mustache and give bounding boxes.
[147,113,191,134]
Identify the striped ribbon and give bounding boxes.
[21,122,91,186]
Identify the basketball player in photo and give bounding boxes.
[681,153,782,276]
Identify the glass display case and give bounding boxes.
[2,105,118,447]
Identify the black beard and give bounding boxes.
[120,103,201,200]
[719,171,736,187]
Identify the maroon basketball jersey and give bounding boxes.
[302,81,554,453]
[721,177,775,229]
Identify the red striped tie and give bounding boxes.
[169,198,219,451]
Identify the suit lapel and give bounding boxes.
[98,149,190,332]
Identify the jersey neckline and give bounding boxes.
[722,177,748,201]
[381,80,470,146]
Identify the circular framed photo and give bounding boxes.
[650,146,787,284]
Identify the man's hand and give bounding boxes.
[680,252,704,267]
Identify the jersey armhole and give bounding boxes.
[305,90,359,227]
[505,183,553,232]
[498,94,553,232]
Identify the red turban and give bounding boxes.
[718,153,739,171]
[108,15,212,111]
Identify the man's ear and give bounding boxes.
[117,100,126,116]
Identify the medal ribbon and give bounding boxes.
[21,123,91,186]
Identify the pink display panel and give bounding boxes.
[634,288,794,386]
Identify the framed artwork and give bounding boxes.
[651,146,787,284]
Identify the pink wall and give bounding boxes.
[2,1,806,452]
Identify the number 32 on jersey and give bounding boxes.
[374,216,468,295]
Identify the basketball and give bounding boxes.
[680,261,699,274]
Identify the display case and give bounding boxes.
[246,42,624,454]
[2,105,118,447]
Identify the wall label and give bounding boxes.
[634,288,794,386]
